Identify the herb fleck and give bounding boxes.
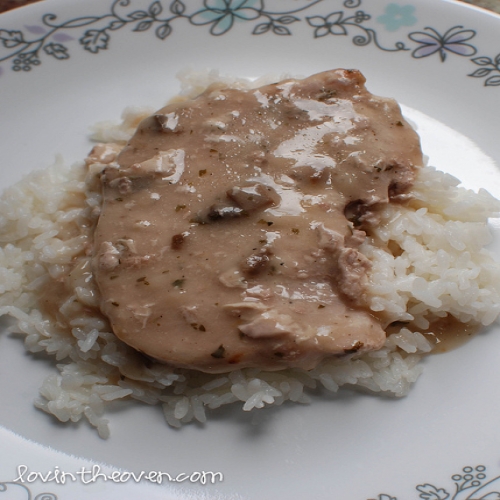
[171,233,185,250]
[211,344,226,359]
[190,323,206,332]
[258,219,273,226]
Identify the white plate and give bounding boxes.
[1,0,500,499]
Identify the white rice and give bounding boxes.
[1,75,500,438]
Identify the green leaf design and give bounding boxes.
[415,484,449,500]
[471,56,493,66]
[276,15,299,25]
[134,20,153,32]
[80,29,109,53]
[273,24,291,35]
[170,0,186,15]
[43,42,69,59]
[253,22,271,34]
[128,10,149,20]
[485,75,500,86]
[0,29,25,48]
[469,67,492,78]
[149,1,163,16]
[156,22,172,40]
[108,20,126,31]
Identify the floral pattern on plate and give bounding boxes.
[0,481,57,499]
[0,0,499,86]
[371,464,500,500]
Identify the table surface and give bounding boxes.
[1,0,500,14]
[461,0,500,11]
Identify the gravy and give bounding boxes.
[92,69,424,373]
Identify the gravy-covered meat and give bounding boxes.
[92,69,424,373]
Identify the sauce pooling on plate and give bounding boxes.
[92,69,423,373]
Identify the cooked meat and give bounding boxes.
[91,69,423,373]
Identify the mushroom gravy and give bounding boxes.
[92,69,424,373]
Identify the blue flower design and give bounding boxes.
[377,4,417,32]
[409,25,476,62]
[190,0,261,36]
